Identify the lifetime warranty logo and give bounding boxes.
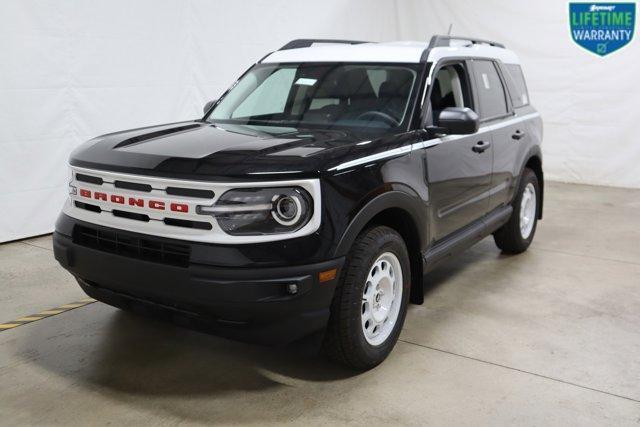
[570,2,636,56]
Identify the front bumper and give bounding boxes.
[53,215,344,345]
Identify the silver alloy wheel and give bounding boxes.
[519,182,537,239]
[361,252,403,346]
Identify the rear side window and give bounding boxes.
[472,60,508,119]
[504,64,529,108]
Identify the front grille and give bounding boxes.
[166,187,215,199]
[114,180,152,192]
[68,166,319,244]
[76,173,103,185]
[75,201,101,213]
[73,225,190,267]
[164,218,212,230]
[112,209,150,222]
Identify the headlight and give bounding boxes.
[198,187,313,236]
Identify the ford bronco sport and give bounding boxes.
[54,35,543,370]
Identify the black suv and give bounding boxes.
[54,36,543,369]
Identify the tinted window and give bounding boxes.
[472,60,508,119]
[504,64,529,108]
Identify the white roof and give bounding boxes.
[262,40,520,65]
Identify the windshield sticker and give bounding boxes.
[295,78,317,86]
[481,73,491,89]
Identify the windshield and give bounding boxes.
[207,62,420,132]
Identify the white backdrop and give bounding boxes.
[396,0,640,189]
[0,0,400,242]
[2,0,639,242]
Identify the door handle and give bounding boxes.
[472,140,491,153]
[512,130,526,140]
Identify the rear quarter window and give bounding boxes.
[504,64,530,108]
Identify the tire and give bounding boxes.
[493,167,540,254]
[322,226,410,370]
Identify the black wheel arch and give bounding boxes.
[333,189,427,305]
[516,146,544,219]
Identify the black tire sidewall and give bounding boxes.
[346,227,411,366]
[515,169,540,246]
[493,167,540,254]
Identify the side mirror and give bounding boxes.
[432,107,479,135]
[203,99,217,114]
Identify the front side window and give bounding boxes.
[472,60,509,120]
[208,63,420,132]
[430,63,472,122]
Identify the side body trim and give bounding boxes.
[423,205,513,271]
[327,112,540,173]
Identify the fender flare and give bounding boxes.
[333,190,428,258]
[333,189,428,304]
[514,145,544,219]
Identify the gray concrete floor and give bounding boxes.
[1,181,639,426]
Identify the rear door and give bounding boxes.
[494,62,537,205]
[469,59,519,211]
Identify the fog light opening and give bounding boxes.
[286,283,298,295]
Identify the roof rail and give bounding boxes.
[428,35,505,49]
[278,39,370,51]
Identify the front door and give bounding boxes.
[420,61,492,241]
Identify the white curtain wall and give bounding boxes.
[1,0,639,242]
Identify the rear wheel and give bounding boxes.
[322,226,410,370]
[493,168,540,253]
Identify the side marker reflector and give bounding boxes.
[319,268,337,283]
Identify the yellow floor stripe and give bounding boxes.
[1,299,97,332]
[0,324,21,329]
[59,303,87,309]
[15,317,43,322]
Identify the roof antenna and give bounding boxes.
[447,23,453,36]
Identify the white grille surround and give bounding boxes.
[64,166,322,244]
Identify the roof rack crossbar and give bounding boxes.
[428,35,505,49]
[278,39,370,51]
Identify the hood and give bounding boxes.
[69,121,398,181]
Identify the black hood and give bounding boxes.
[70,121,414,181]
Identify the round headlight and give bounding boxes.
[202,187,313,236]
[272,194,302,225]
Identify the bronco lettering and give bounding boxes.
[79,189,189,213]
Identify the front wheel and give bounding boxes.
[322,226,410,370]
[493,167,540,253]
